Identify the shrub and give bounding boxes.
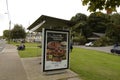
[93,36,112,47]
[73,36,87,45]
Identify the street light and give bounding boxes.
[6,0,11,43]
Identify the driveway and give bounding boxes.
[74,45,113,53]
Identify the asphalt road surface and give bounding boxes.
[0,39,6,52]
[75,45,113,53]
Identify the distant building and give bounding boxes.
[26,32,42,42]
[87,32,105,41]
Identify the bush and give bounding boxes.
[93,36,112,47]
[73,36,87,45]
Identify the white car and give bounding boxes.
[85,42,93,47]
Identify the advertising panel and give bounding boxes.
[42,29,69,72]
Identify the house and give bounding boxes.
[26,32,42,42]
[87,32,105,41]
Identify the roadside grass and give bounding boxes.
[11,42,41,58]
[19,47,41,58]
[70,47,120,80]
[11,42,41,47]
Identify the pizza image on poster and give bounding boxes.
[42,29,69,72]
[47,41,66,62]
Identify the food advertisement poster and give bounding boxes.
[42,29,69,72]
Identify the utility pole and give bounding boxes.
[6,0,11,43]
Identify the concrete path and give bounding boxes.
[0,39,6,52]
[21,57,81,80]
[0,44,28,80]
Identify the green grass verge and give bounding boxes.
[70,47,120,80]
[20,43,41,58]
[11,42,41,47]
[11,42,41,58]
[19,47,41,58]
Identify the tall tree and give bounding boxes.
[88,12,110,33]
[81,0,120,13]
[105,13,120,43]
[106,24,120,43]
[3,30,10,39]
[111,13,120,25]
[71,13,90,37]
[11,24,26,39]
[71,13,87,23]
[70,13,90,44]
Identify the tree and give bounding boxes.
[88,12,110,33]
[82,0,120,13]
[111,13,120,25]
[71,13,91,37]
[3,30,10,39]
[70,13,90,43]
[106,24,120,43]
[71,13,87,23]
[11,24,26,39]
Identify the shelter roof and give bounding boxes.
[27,15,75,32]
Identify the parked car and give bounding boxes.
[85,42,93,47]
[111,45,120,54]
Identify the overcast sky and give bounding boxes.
[2,0,119,36]
[0,0,92,36]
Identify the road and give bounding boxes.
[0,39,6,52]
[74,45,113,53]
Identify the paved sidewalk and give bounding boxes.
[21,57,81,80]
[0,44,28,80]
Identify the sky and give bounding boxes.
[2,0,119,36]
[0,0,92,36]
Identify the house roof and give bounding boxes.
[27,15,75,32]
[87,32,105,40]
[87,37,100,40]
[93,32,105,37]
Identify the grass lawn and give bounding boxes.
[11,42,41,58]
[70,47,120,80]
[19,47,41,58]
